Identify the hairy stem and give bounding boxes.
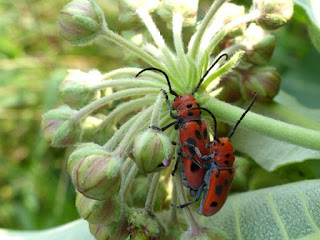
[145,172,161,213]
[202,97,320,151]
[89,79,166,91]
[188,0,226,59]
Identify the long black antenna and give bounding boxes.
[136,68,178,96]
[191,53,228,95]
[228,92,259,139]
[190,107,219,142]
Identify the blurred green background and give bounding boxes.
[0,0,319,230]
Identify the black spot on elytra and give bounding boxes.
[215,170,220,178]
[187,104,192,108]
[179,95,183,98]
[215,185,223,195]
[225,154,230,158]
[203,128,208,139]
[190,162,199,172]
[228,169,233,175]
[195,130,201,140]
[196,120,202,126]
[210,201,218,207]
[224,160,229,165]
[221,142,224,146]
[188,111,193,116]
[186,138,197,155]
[224,179,229,186]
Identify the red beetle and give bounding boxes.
[136,54,228,196]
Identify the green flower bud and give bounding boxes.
[69,145,121,200]
[217,71,242,103]
[89,221,129,240]
[41,105,80,147]
[253,0,293,30]
[75,192,119,225]
[59,69,102,109]
[242,23,276,65]
[122,0,159,11]
[128,209,164,239]
[241,66,281,102]
[58,0,106,45]
[180,227,227,240]
[132,130,171,174]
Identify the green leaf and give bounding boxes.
[231,128,320,171]
[294,0,320,52]
[199,180,320,240]
[0,219,95,240]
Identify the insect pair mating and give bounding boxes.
[136,54,258,216]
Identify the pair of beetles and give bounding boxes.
[136,54,258,217]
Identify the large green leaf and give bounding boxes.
[0,219,95,240]
[232,128,320,171]
[294,0,320,52]
[199,180,320,240]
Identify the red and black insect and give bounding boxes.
[136,54,228,196]
[173,92,258,216]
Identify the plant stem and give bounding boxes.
[145,172,161,213]
[188,0,226,59]
[202,97,320,151]
[150,93,164,126]
[75,88,159,121]
[101,28,164,69]
[101,67,167,84]
[200,50,245,91]
[89,79,166,91]
[174,154,202,233]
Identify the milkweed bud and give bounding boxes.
[41,105,80,147]
[217,70,242,103]
[253,0,293,30]
[128,209,164,239]
[59,69,102,109]
[242,23,276,65]
[89,221,129,240]
[58,0,106,45]
[75,192,119,225]
[132,130,171,174]
[68,143,121,200]
[241,66,281,102]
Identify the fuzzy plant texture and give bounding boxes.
[39,0,320,239]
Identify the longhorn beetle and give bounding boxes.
[136,54,228,196]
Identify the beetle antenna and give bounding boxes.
[136,68,178,96]
[191,53,228,95]
[228,92,259,139]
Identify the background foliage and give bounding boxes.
[0,0,319,234]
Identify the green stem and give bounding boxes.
[136,7,183,85]
[119,162,138,218]
[101,67,167,84]
[75,88,159,121]
[173,14,189,84]
[188,0,226,59]
[202,97,320,151]
[100,97,156,129]
[198,10,260,66]
[150,93,165,126]
[145,172,161,213]
[174,162,202,233]
[200,50,245,91]
[101,28,164,69]
[89,79,166,91]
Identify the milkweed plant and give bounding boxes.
[41,0,320,239]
